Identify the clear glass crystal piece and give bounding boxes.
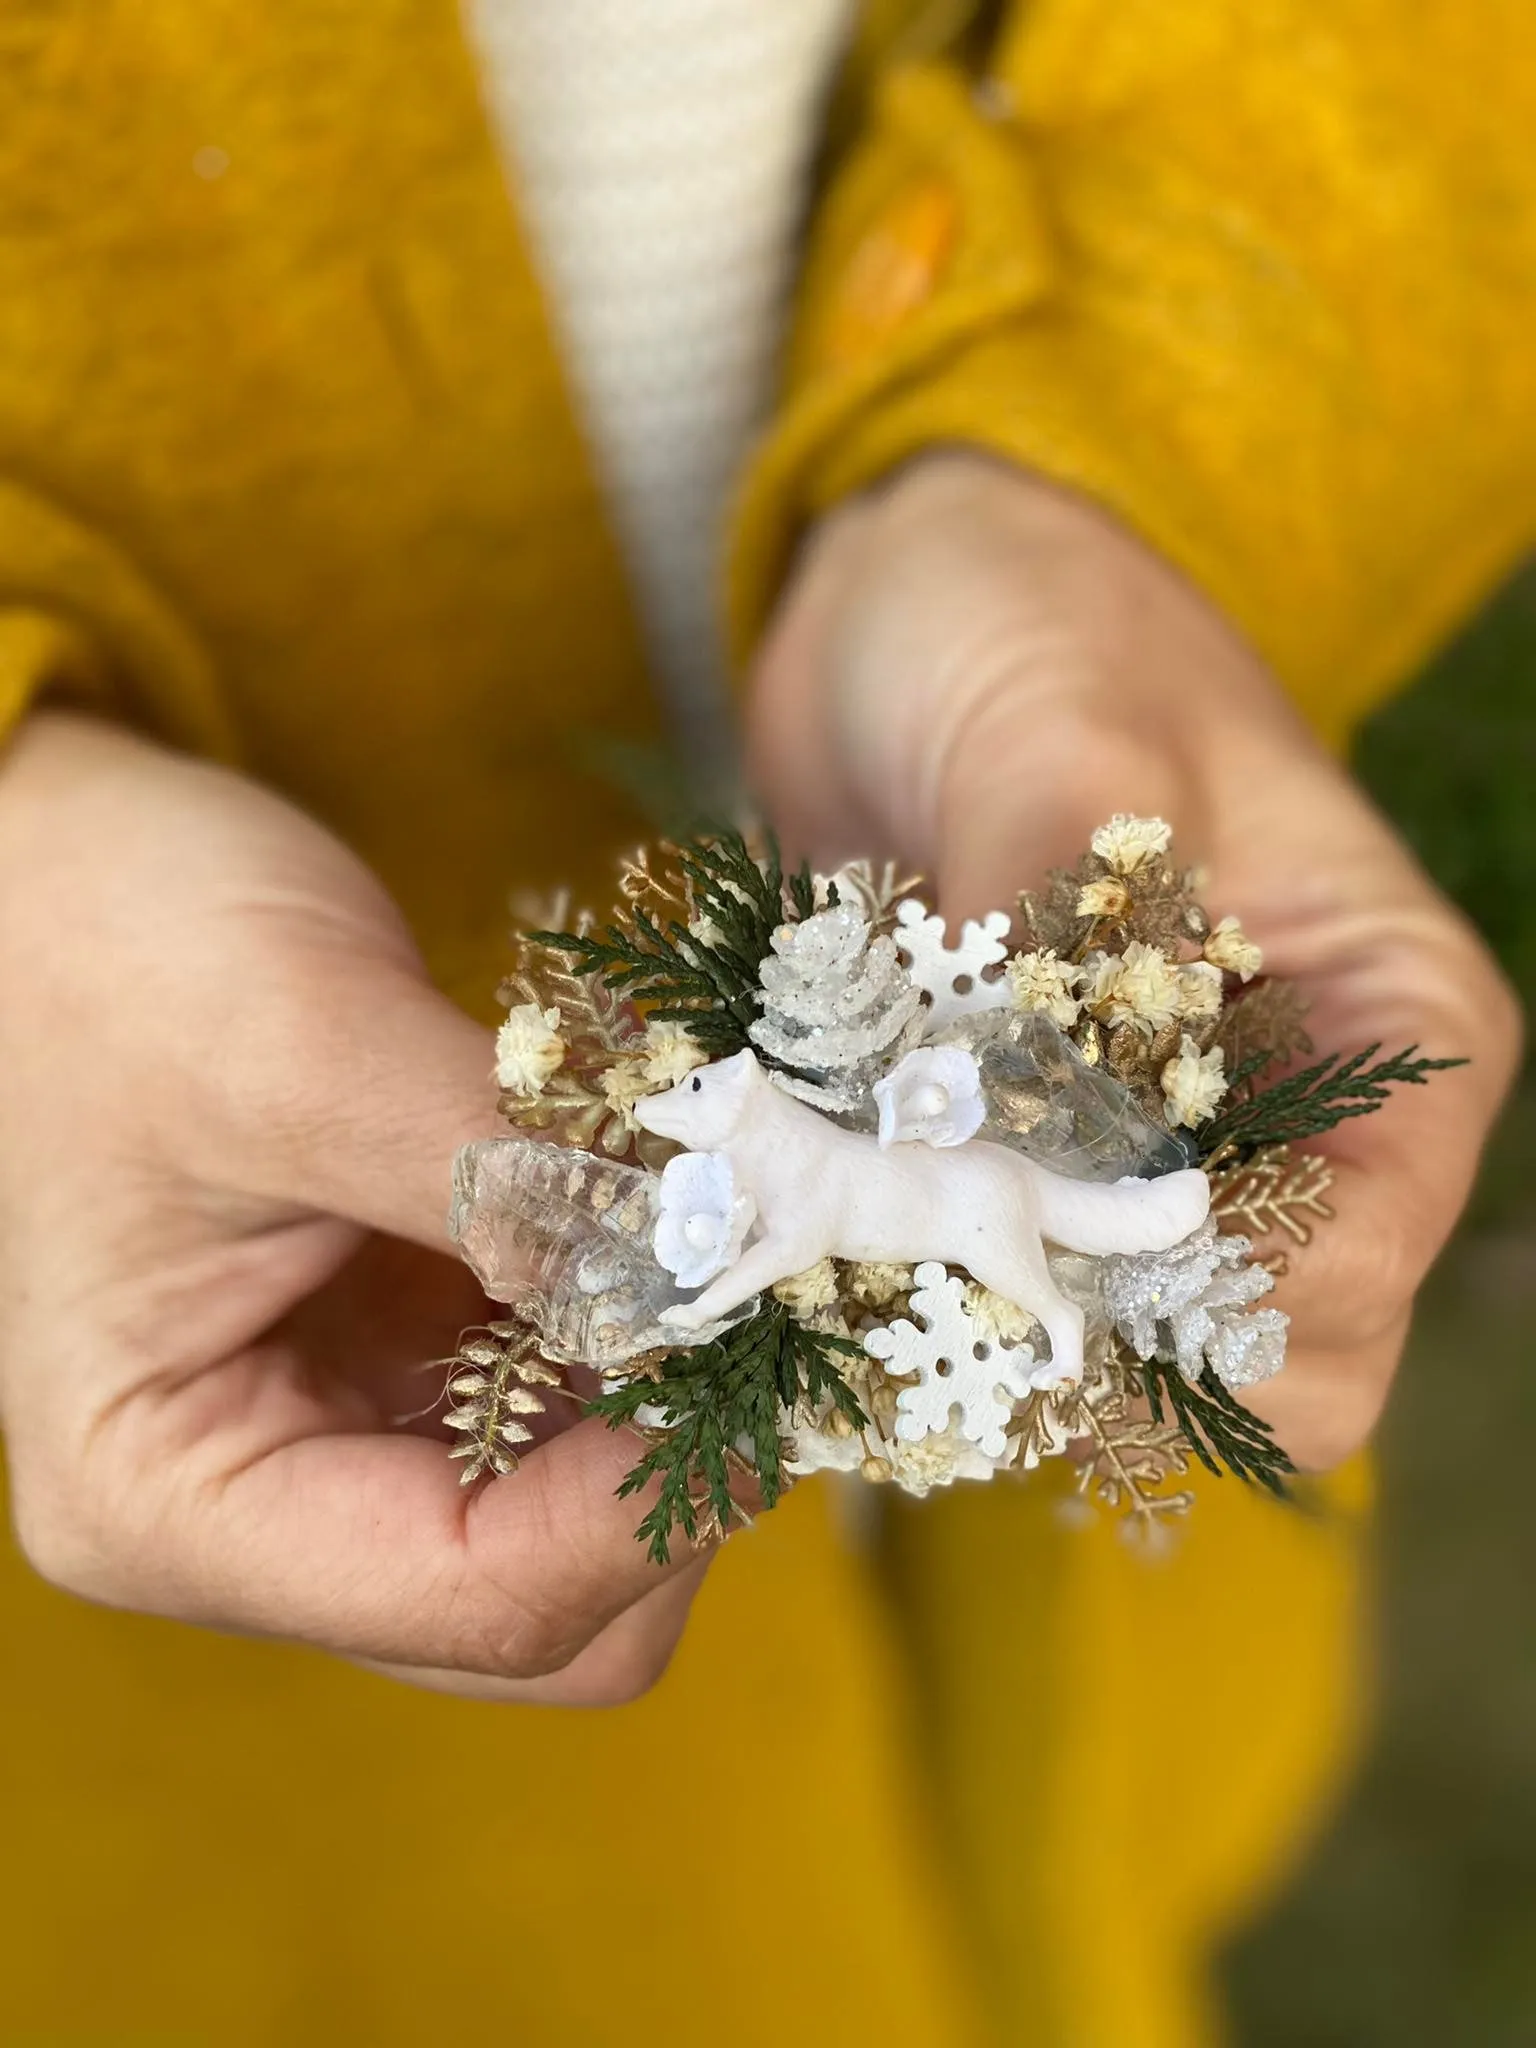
[449,1137,747,1368]
[944,1009,1193,1181]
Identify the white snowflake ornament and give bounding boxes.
[863,1262,1043,1458]
[892,899,1012,1032]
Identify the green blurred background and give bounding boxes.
[1224,569,1536,2044]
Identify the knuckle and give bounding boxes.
[469,1581,591,1681]
[576,1633,681,1710]
[10,1471,118,1600]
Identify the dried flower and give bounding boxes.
[1076,875,1132,919]
[1161,1034,1228,1128]
[641,1019,708,1089]
[598,1061,652,1133]
[964,1282,1038,1347]
[1090,814,1172,874]
[1007,948,1083,1029]
[884,1426,998,1496]
[1177,960,1225,1023]
[1084,941,1183,1034]
[1204,915,1264,981]
[494,1003,566,1095]
[773,1258,841,1318]
[843,1260,915,1310]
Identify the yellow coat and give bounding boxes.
[2,4,1534,2042]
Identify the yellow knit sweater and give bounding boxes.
[1,5,1533,2044]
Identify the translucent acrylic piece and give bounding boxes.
[944,1010,1193,1182]
[449,1137,748,1368]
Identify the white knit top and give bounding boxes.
[465,0,856,796]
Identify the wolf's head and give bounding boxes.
[633,1047,763,1150]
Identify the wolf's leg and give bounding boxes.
[660,1234,811,1330]
[966,1238,1087,1385]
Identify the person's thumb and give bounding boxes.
[198,942,503,1252]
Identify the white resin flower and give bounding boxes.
[1204,915,1264,981]
[1161,1035,1228,1128]
[1083,941,1183,1034]
[1177,959,1225,1023]
[653,1151,757,1289]
[873,1046,986,1149]
[1090,813,1172,874]
[1076,875,1131,919]
[1007,948,1084,1028]
[641,1019,708,1089]
[494,1003,566,1095]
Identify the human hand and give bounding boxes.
[749,454,1523,1470]
[0,713,706,1702]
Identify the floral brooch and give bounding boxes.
[443,819,1459,1559]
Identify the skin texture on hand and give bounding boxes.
[748,453,1523,1472]
[0,714,706,1704]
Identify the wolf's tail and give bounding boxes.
[1032,1164,1209,1258]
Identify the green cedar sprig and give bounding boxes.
[1139,1355,1295,1497]
[586,1302,866,1566]
[530,828,822,1062]
[1199,1042,1467,1161]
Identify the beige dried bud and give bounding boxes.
[1076,875,1132,919]
[1161,1035,1228,1128]
[1204,915,1264,981]
[494,1003,566,1095]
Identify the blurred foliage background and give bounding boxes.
[1224,568,1536,2044]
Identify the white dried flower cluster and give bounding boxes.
[772,1258,841,1319]
[843,1260,914,1309]
[598,1062,652,1133]
[1007,948,1083,1028]
[1090,813,1172,874]
[641,1020,708,1089]
[1204,914,1264,981]
[1177,960,1225,1022]
[963,1281,1039,1347]
[1160,1035,1227,1128]
[1082,939,1184,1034]
[494,1003,566,1095]
[1100,1219,1288,1390]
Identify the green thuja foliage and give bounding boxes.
[587,1303,866,1566]
[1139,1355,1295,1496]
[531,828,823,1062]
[1200,1044,1467,1162]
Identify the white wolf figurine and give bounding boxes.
[634,1049,1210,1385]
